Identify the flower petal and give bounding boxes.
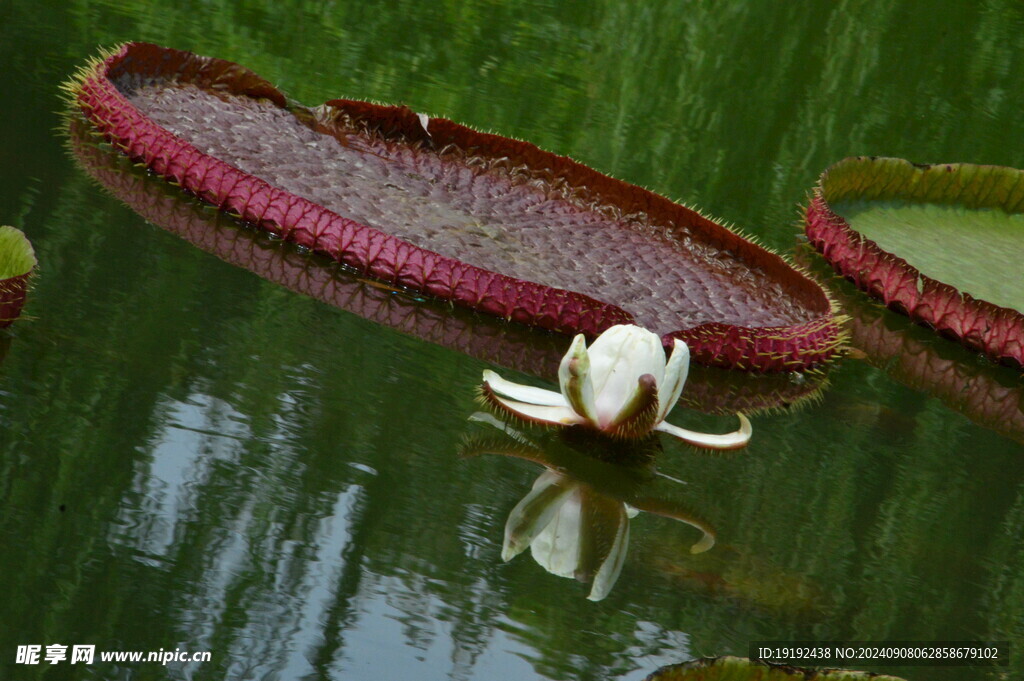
[482,369,568,407]
[558,334,597,424]
[690,529,716,554]
[467,411,543,450]
[604,373,660,438]
[654,413,752,449]
[530,487,584,578]
[503,471,575,562]
[588,510,630,602]
[480,382,586,427]
[587,325,666,426]
[656,338,690,423]
[629,497,716,553]
[578,494,631,601]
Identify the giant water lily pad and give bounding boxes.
[646,656,906,680]
[67,116,830,416]
[66,42,843,371]
[806,156,1024,368]
[0,225,36,328]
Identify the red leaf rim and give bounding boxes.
[0,271,32,329]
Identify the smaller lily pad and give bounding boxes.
[645,656,906,680]
[0,225,36,328]
[832,200,1023,313]
[806,157,1024,369]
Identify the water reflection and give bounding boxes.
[0,333,11,366]
[463,415,715,601]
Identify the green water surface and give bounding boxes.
[1,2,1023,681]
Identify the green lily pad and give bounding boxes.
[0,225,36,328]
[805,157,1024,368]
[645,656,906,680]
[832,200,1024,313]
[0,225,35,279]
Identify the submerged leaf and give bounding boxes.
[645,656,907,680]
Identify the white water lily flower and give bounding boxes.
[481,324,751,447]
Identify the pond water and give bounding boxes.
[1,2,1022,680]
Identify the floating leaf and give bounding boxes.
[65,42,844,372]
[646,656,906,680]
[67,116,831,415]
[806,156,1024,369]
[0,225,36,328]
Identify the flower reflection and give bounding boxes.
[502,469,636,601]
[463,414,715,601]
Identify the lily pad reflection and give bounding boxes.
[797,243,1024,444]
